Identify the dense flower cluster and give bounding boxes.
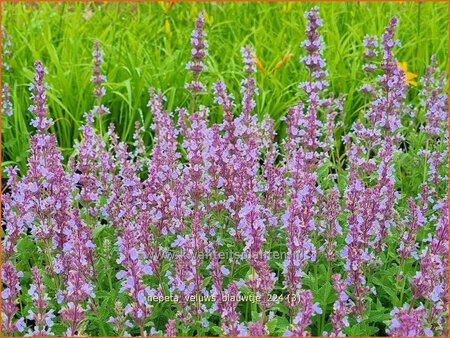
[2,8,448,337]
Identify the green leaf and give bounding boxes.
[346,322,379,336]
[367,310,391,323]
[93,224,109,239]
[318,281,336,306]
[210,325,222,336]
[371,277,399,305]
[270,302,290,315]
[267,316,289,335]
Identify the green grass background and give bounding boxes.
[2,1,448,171]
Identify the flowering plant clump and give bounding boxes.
[1,7,448,337]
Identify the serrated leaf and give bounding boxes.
[270,302,289,315]
[267,316,289,335]
[210,325,222,335]
[367,310,390,323]
[93,224,108,239]
[346,322,379,336]
[318,281,336,306]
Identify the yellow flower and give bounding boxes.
[254,55,266,75]
[271,52,294,74]
[397,62,417,86]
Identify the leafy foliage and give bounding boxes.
[1,3,448,337]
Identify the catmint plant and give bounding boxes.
[1,6,448,337]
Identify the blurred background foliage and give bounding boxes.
[2,1,448,171]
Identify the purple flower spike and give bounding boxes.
[373,138,397,251]
[91,40,106,98]
[295,6,328,163]
[299,6,328,95]
[326,274,353,337]
[213,80,235,126]
[210,251,244,335]
[420,55,448,138]
[409,196,448,335]
[340,164,379,319]
[71,111,112,217]
[164,319,177,337]
[248,321,267,336]
[239,191,276,310]
[240,46,258,117]
[397,198,426,261]
[91,40,110,115]
[319,187,342,261]
[29,60,53,132]
[1,166,25,260]
[1,28,13,116]
[2,83,13,116]
[186,11,208,94]
[224,283,246,336]
[387,304,433,336]
[362,35,378,73]
[282,147,318,313]
[365,17,406,135]
[116,224,153,331]
[2,26,12,71]
[57,209,96,335]
[242,46,257,75]
[26,267,55,336]
[285,290,321,336]
[1,263,25,335]
[109,301,133,336]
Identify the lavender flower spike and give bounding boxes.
[285,290,322,336]
[2,26,12,71]
[29,60,53,132]
[299,6,328,95]
[26,267,55,336]
[420,55,448,138]
[2,27,13,116]
[213,80,235,126]
[1,263,25,335]
[2,82,13,116]
[248,321,267,336]
[91,40,110,115]
[325,274,353,337]
[387,304,433,336]
[365,16,406,134]
[108,301,133,336]
[186,11,208,94]
[362,35,378,73]
[397,198,426,260]
[165,319,177,337]
[92,40,106,99]
[240,46,258,117]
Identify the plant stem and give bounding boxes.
[320,261,332,334]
